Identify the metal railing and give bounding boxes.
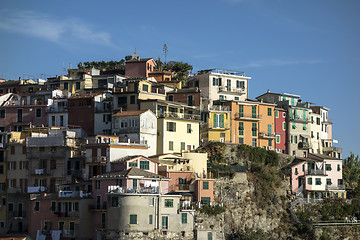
[108,186,159,194]
[308,169,325,175]
[156,111,201,121]
[235,113,261,120]
[326,184,345,190]
[258,132,276,139]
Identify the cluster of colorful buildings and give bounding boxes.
[0,52,344,239]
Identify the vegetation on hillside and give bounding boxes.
[343,153,360,198]
[77,59,126,70]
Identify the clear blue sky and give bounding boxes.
[0,0,359,158]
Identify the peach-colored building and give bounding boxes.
[125,54,156,78]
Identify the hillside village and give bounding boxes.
[0,52,353,240]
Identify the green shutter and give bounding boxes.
[295,109,298,119]
[268,124,272,136]
[214,114,217,128]
[239,105,243,117]
[221,114,224,128]
[181,213,187,224]
[166,122,170,131]
[252,106,256,118]
[303,110,306,120]
[275,110,279,118]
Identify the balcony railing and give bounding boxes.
[235,113,261,120]
[56,211,79,218]
[150,87,165,94]
[290,115,311,123]
[46,106,68,113]
[209,105,230,111]
[27,186,47,193]
[62,230,77,238]
[307,169,326,175]
[258,132,276,139]
[326,184,345,190]
[323,118,332,124]
[33,168,48,175]
[156,111,201,121]
[87,156,107,164]
[58,190,91,198]
[108,186,159,194]
[323,146,343,153]
[298,142,312,149]
[218,86,246,94]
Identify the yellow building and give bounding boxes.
[140,99,200,154]
[200,105,231,143]
[114,78,166,111]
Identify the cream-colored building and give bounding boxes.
[187,69,250,110]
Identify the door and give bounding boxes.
[133,179,137,190]
[162,216,168,229]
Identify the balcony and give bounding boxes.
[150,87,166,95]
[56,211,79,218]
[46,106,67,113]
[86,156,107,164]
[209,105,230,112]
[218,86,246,94]
[156,111,201,121]
[62,230,77,238]
[201,122,230,130]
[58,190,91,198]
[323,118,332,124]
[235,113,261,121]
[298,142,312,150]
[28,186,47,193]
[108,185,159,195]
[290,115,311,123]
[326,184,345,190]
[323,146,343,154]
[33,168,48,175]
[307,169,326,175]
[258,132,276,139]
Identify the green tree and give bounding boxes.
[343,153,360,189]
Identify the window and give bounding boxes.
[130,95,136,104]
[275,110,279,118]
[70,222,75,231]
[181,213,187,224]
[203,181,209,190]
[102,213,106,228]
[149,214,153,224]
[212,77,220,86]
[252,138,257,147]
[169,141,174,151]
[149,198,154,206]
[168,95,174,101]
[164,199,173,208]
[142,84,149,92]
[303,124,307,130]
[167,122,176,132]
[187,124,192,133]
[201,197,211,205]
[251,106,257,119]
[187,95,194,106]
[129,162,137,167]
[17,109,23,122]
[315,178,321,185]
[35,201,40,211]
[213,114,224,128]
[276,135,280,144]
[58,222,64,230]
[140,160,149,170]
[8,203,14,212]
[112,197,119,207]
[268,139,272,147]
[180,142,185,151]
[294,136,298,144]
[326,178,332,185]
[0,110,5,119]
[0,151,3,162]
[63,83,68,90]
[51,201,56,211]
[95,180,101,189]
[208,232,213,240]
[295,168,298,175]
[239,137,244,144]
[59,116,64,127]
[130,214,137,224]
[325,164,332,171]
[337,164,341,171]
[307,177,312,185]
[236,80,245,88]
[283,112,286,118]
[292,122,296,129]
[76,82,81,90]
[267,108,272,116]
[239,105,244,117]
[238,122,244,135]
[10,146,15,155]
[0,166,3,174]
[252,123,257,137]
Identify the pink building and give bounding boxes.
[125,56,156,78]
[274,107,286,153]
[289,153,346,202]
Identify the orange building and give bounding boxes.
[225,100,276,149]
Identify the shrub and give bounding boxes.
[198,204,226,216]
